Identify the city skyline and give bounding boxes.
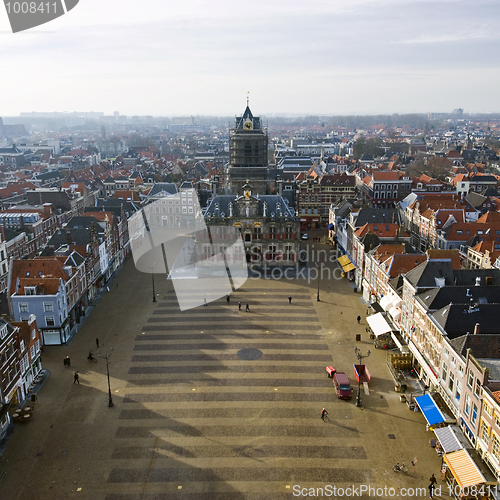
[1,0,500,117]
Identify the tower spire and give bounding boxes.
[247,91,249,107]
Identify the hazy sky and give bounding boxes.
[1,0,499,117]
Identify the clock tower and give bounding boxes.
[225,101,269,195]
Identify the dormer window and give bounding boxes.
[24,286,36,295]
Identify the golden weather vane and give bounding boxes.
[247,91,249,106]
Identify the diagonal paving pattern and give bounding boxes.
[107,283,372,499]
[0,260,452,500]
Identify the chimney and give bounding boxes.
[42,202,51,217]
[474,323,480,335]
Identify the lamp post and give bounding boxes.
[150,262,156,302]
[354,347,370,408]
[316,263,320,302]
[98,348,114,407]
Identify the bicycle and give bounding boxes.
[87,352,97,363]
[393,462,408,473]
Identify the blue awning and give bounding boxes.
[415,394,446,426]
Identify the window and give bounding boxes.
[32,329,36,340]
[24,286,36,295]
[492,434,500,460]
[481,422,490,444]
[20,339,24,352]
[44,302,53,312]
[475,379,481,398]
[484,402,493,417]
[465,394,470,416]
[30,345,35,359]
[442,363,448,382]
[35,340,40,353]
[472,403,478,425]
[19,303,28,313]
[46,317,55,327]
[468,370,474,389]
[448,372,454,392]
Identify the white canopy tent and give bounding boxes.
[366,313,393,337]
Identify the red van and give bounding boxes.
[333,371,352,399]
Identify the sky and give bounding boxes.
[1,0,500,117]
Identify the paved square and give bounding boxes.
[0,258,453,499]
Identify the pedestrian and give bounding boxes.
[227,295,230,304]
[116,282,118,288]
[74,372,79,384]
[357,315,361,324]
[238,301,241,311]
[288,296,292,304]
[64,356,70,367]
[96,338,99,348]
[246,304,250,312]
[321,408,328,421]
[428,474,437,498]
[204,298,207,307]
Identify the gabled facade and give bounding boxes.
[11,315,42,402]
[9,259,70,345]
[0,318,21,440]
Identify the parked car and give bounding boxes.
[333,371,352,399]
[301,233,309,240]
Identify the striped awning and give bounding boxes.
[443,449,486,489]
[434,426,463,453]
[337,254,355,272]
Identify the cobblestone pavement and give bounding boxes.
[0,255,455,500]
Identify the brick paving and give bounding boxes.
[0,255,456,500]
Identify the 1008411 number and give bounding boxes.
[5,2,59,14]
[447,485,497,498]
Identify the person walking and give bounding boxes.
[96,338,99,348]
[74,372,80,384]
[227,295,230,304]
[246,304,250,312]
[288,296,292,304]
[428,474,437,498]
[321,408,328,421]
[357,315,361,324]
[238,301,241,311]
[203,298,207,307]
[64,356,70,367]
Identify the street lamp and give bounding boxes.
[316,263,320,302]
[98,348,114,407]
[150,262,156,302]
[354,347,371,408]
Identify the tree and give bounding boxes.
[406,156,451,181]
[353,136,384,160]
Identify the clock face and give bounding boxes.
[244,120,253,130]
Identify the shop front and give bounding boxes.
[442,448,497,499]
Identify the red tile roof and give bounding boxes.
[11,258,70,296]
[385,254,427,277]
